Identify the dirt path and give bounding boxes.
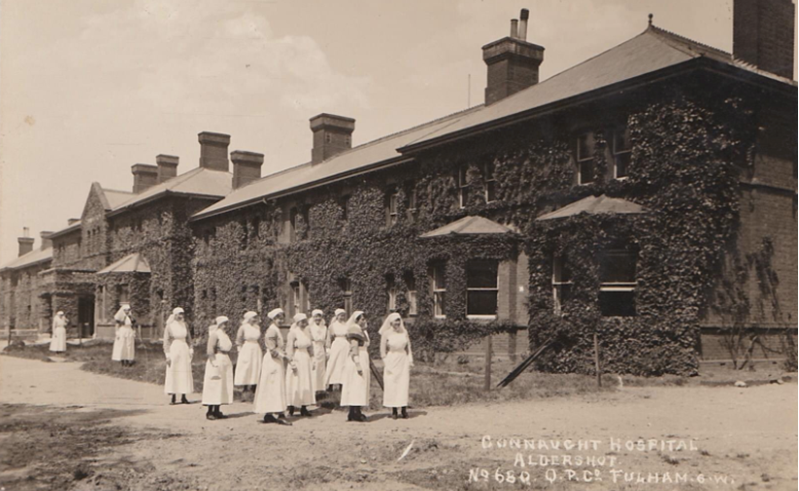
[1,356,796,490]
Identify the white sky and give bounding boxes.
[0,0,791,263]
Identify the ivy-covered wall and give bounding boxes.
[191,77,792,376]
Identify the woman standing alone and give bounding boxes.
[202,316,234,420]
[111,304,136,366]
[285,313,315,417]
[379,313,413,419]
[49,311,68,353]
[234,311,262,396]
[253,308,292,425]
[164,307,194,405]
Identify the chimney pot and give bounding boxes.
[519,9,529,41]
[309,113,355,164]
[733,0,795,79]
[198,132,231,172]
[18,231,34,257]
[131,164,159,193]
[510,19,519,39]
[231,150,264,189]
[156,154,179,183]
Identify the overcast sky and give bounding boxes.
[0,0,791,263]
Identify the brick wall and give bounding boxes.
[733,0,795,79]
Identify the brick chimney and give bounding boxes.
[310,114,355,164]
[131,164,158,193]
[156,154,179,183]
[734,0,795,79]
[483,8,545,105]
[18,228,33,257]
[231,151,264,189]
[40,231,53,249]
[198,132,231,171]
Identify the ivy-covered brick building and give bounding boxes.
[1,2,795,376]
[189,4,797,375]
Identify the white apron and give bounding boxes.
[309,323,327,392]
[112,320,135,361]
[285,327,316,407]
[164,322,194,395]
[50,318,67,353]
[383,331,411,408]
[202,330,234,406]
[253,324,287,414]
[323,321,349,386]
[234,324,262,386]
[340,330,370,407]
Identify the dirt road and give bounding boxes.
[0,355,796,490]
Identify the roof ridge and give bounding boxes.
[647,24,730,60]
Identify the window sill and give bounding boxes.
[434,315,446,320]
[467,315,498,321]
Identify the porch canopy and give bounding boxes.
[97,253,151,275]
[536,194,647,221]
[420,215,514,238]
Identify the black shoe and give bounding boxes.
[288,406,295,417]
[263,414,277,424]
[401,408,409,419]
[206,413,217,420]
[278,413,286,419]
[357,413,369,422]
[169,396,177,405]
[181,396,190,404]
[214,411,228,419]
[300,407,311,417]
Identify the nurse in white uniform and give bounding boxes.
[234,311,262,393]
[163,307,194,405]
[340,311,370,422]
[379,313,413,419]
[285,313,315,417]
[202,316,234,420]
[309,309,327,393]
[49,311,68,353]
[111,304,136,366]
[253,308,292,425]
[323,309,349,390]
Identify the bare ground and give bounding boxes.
[0,355,795,491]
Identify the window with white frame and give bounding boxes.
[576,133,595,185]
[552,257,573,315]
[403,271,418,316]
[598,249,637,317]
[466,260,498,317]
[386,274,397,312]
[613,127,631,179]
[429,262,446,318]
[458,166,469,209]
[484,161,497,203]
[340,278,353,316]
[386,187,400,226]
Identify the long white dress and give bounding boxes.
[382,330,412,408]
[340,328,370,407]
[234,323,263,386]
[111,315,135,361]
[285,326,316,407]
[253,324,288,414]
[163,321,194,395]
[202,329,234,406]
[323,321,349,386]
[309,322,327,392]
[49,317,67,353]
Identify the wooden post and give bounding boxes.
[593,332,601,387]
[484,334,492,391]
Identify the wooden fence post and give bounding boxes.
[484,334,492,391]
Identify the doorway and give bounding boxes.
[78,296,95,338]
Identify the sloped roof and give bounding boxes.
[0,247,53,272]
[110,167,232,216]
[191,106,483,220]
[536,195,647,221]
[420,216,514,238]
[103,188,135,209]
[97,253,151,275]
[400,25,796,151]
